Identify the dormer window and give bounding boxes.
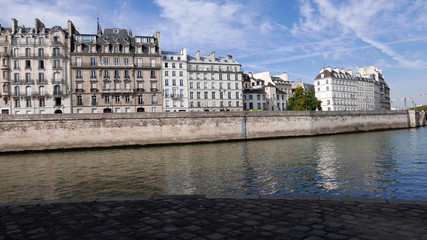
[113,29,119,34]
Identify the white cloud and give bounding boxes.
[0,0,96,33]
[153,0,261,52]
[291,0,427,69]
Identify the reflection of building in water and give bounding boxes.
[316,140,339,190]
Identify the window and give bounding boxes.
[91,96,97,106]
[190,92,193,99]
[26,98,31,107]
[172,71,176,76]
[125,95,130,103]
[137,58,142,67]
[197,82,200,89]
[105,96,110,104]
[165,79,169,86]
[197,92,200,99]
[38,73,44,83]
[38,60,44,69]
[114,58,119,65]
[104,58,108,65]
[180,71,183,77]
[228,92,231,99]
[219,74,222,80]
[91,70,96,78]
[25,60,31,69]
[227,74,230,80]
[228,83,231,89]
[212,83,215,89]
[150,59,156,67]
[124,58,129,65]
[53,48,60,57]
[14,99,20,107]
[152,95,157,104]
[124,70,129,78]
[151,71,156,78]
[39,98,45,107]
[204,92,208,99]
[189,73,193,80]
[104,70,109,78]
[235,92,239,99]
[172,79,176,86]
[212,92,215,99]
[179,63,183,68]
[204,82,207,89]
[76,70,82,78]
[53,60,60,69]
[114,46,119,53]
[25,48,30,57]
[114,70,119,78]
[138,95,143,104]
[115,95,120,103]
[235,83,239,89]
[180,79,183,86]
[165,63,168,68]
[115,82,120,90]
[172,63,175,68]
[165,71,169,76]
[14,60,19,70]
[189,82,193,89]
[38,37,44,45]
[91,58,96,66]
[165,100,170,107]
[25,73,31,83]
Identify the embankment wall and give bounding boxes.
[0,110,423,153]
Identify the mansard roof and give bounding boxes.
[187,55,240,65]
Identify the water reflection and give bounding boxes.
[0,127,426,203]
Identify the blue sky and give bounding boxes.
[1,0,426,107]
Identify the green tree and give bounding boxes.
[287,87,322,111]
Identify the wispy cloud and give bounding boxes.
[291,0,427,69]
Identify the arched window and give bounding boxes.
[39,86,45,95]
[53,85,61,95]
[26,86,32,96]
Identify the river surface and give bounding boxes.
[0,127,426,203]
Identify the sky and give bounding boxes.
[1,0,426,107]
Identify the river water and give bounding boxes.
[0,127,426,203]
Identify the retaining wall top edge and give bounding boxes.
[0,110,409,122]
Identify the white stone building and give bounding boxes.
[314,66,389,111]
[0,18,71,114]
[243,71,287,111]
[161,48,188,112]
[187,51,243,111]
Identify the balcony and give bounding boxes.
[134,88,145,93]
[134,63,162,69]
[75,89,84,93]
[52,65,62,70]
[90,88,99,93]
[150,88,158,92]
[53,91,67,97]
[51,54,64,58]
[51,79,64,84]
[102,88,133,93]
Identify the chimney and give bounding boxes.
[208,51,215,61]
[248,72,253,78]
[129,29,132,36]
[34,18,45,34]
[196,50,200,60]
[154,31,161,50]
[11,18,18,34]
[226,54,232,59]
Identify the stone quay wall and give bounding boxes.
[0,110,423,153]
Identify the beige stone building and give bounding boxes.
[0,18,71,114]
[70,24,162,113]
[187,51,243,112]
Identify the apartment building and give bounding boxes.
[242,71,287,111]
[314,66,389,111]
[187,51,243,111]
[70,24,162,113]
[357,65,390,110]
[161,48,188,112]
[0,18,71,114]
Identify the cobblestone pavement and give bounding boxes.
[0,195,426,240]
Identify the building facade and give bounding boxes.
[70,24,162,114]
[161,48,188,112]
[0,18,71,114]
[314,66,389,111]
[187,51,243,111]
[242,71,287,111]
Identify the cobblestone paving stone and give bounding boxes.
[0,196,426,239]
